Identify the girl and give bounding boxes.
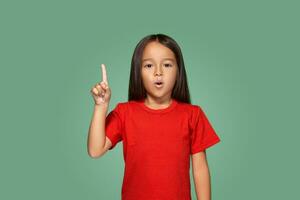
[87,33,221,200]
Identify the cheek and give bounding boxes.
[141,72,151,86]
[168,69,178,84]
[141,71,146,81]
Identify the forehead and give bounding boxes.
[142,41,176,62]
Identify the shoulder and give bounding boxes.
[176,101,202,115]
[113,101,129,112]
[176,101,204,128]
[117,99,144,111]
[108,101,128,119]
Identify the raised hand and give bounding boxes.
[90,64,111,106]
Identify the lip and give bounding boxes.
[154,81,164,88]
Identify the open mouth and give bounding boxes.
[154,81,163,87]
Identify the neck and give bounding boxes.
[144,96,172,109]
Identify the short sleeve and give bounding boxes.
[105,103,123,150]
[190,106,221,154]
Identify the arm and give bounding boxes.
[87,64,112,158]
[191,150,211,200]
[87,104,112,158]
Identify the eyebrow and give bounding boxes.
[142,58,175,62]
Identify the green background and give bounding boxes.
[1,0,299,199]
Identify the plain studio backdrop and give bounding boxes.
[0,0,299,199]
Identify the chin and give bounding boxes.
[148,91,172,99]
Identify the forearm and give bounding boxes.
[193,164,211,200]
[87,104,109,157]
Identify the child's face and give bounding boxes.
[141,41,178,100]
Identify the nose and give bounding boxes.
[154,66,163,76]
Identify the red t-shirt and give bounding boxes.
[105,98,221,200]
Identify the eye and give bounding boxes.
[144,64,152,68]
[164,63,172,67]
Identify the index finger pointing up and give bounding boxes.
[101,64,108,84]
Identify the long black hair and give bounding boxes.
[128,33,191,104]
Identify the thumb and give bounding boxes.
[100,81,109,90]
[101,82,111,94]
[106,85,111,94]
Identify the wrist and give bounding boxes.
[94,103,109,111]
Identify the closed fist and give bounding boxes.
[90,64,111,106]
